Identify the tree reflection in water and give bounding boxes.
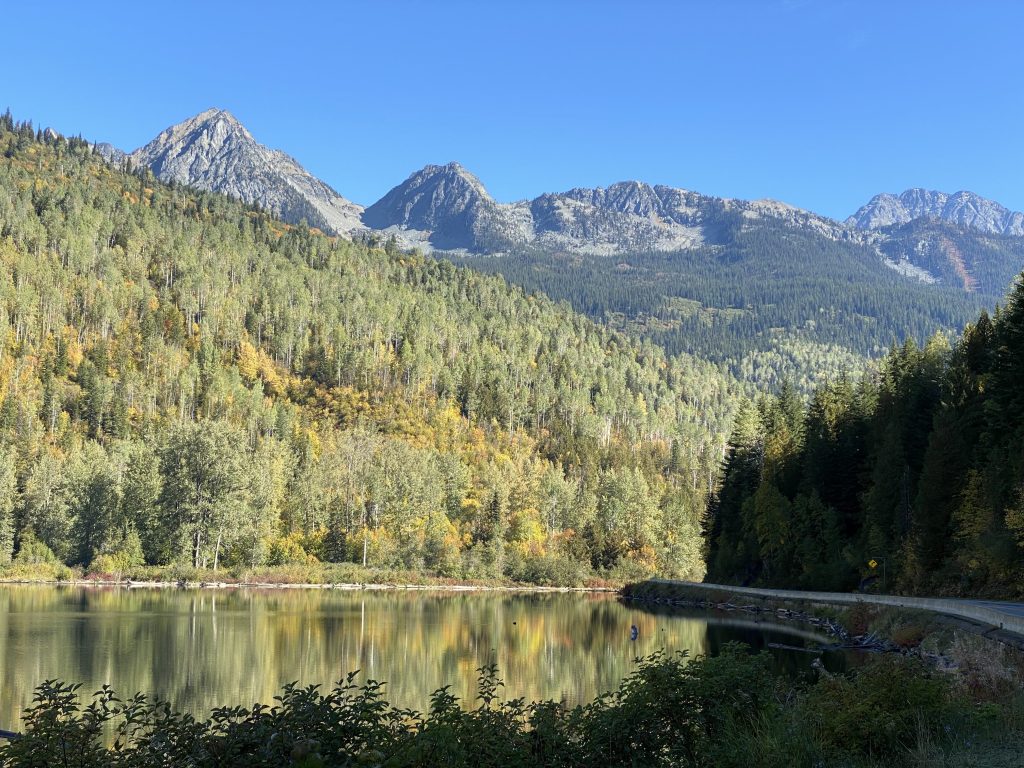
[0,586,844,729]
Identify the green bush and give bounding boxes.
[0,647,1007,767]
[802,655,953,759]
[13,531,59,566]
[511,554,588,587]
[87,536,145,578]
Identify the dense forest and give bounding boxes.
[0,113,741,584]
[705,274,1024,598]
[462,220,1017,390]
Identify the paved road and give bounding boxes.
[652,580,1024,638]
[967,600,1024,619]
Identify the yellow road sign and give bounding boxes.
[868,559,878,569]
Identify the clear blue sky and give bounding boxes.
[5,1,1022,218]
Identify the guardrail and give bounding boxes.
[648,580,1024,637]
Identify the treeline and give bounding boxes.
[0,112,737,583]
[705,274,1024,597]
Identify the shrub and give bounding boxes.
[891,624,927,648]
[87,537,145,578]
[840,601,878,634]
[512,554,587,587]
[267,532,320,566]
[13,531,59,566]
[802,655,953,759]
[0,647,1010,767]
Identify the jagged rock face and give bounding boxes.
[365,172,858,255]
[361,163,502,250]
[527,183,706,254]
[91,142,127,165]
[365,169,1024,297]
[848,188,1024,236]
[129,109,363,235]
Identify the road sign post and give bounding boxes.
[868,557,887,591]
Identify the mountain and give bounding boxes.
[116,112,1024,297]
[872,218,1024,294]
[367,165,852,256]
[362,162,509,250]
[128,108,363,235]
[848,188,1024,236]
[100,110,1024,389]
[367,167,1024,300]
[0,112,729,582]
[363,165,1024,389]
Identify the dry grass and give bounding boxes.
[946,632,1024,702]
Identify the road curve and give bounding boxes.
[967,600,1024,620]
[648,580,1024,639]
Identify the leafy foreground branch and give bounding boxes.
[1,644,1021,768]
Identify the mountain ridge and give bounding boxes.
[101,109,1024,252]
[91,109,1024,301]
[847,188,1024,236]
[366,164,861,256]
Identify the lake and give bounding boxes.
[0,585,851,729]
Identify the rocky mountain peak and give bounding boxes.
[361,162,497,249]
[365,164,857,255]
[91,142,127,165]
[559,181,667,218]
[128,109,363,235]
[132,107,256,181]
[415,162,493,201]
[847,188,1024,236]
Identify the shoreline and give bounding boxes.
[622,579,1024,658]
[0,577,620,594]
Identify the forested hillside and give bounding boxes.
[462,218,1015,390]
[705,275,1024,598]
[0,113,739,584]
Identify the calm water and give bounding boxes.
[0,586,849,728]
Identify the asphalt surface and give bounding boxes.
[967,600,1024,619]
[657,580,1024,637]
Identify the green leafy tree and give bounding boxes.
[158,421,250,569]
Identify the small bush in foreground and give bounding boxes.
[801,655,952,759]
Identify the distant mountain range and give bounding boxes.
[361,162,856,256]
[95,108,1024,303]
[79,107,1024,389]
[98,109,1023,297]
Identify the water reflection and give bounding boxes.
[0,586,842,728]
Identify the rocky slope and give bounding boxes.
[364,168,1024,296]
[128,109,363,235]
[361,162,505,250]
[871,218,1024,294]
[848,188,1024,236]
[366,164,859,256]
[91,142,127,165]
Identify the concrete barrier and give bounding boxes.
[648,580,1024,637]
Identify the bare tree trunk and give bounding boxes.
[213,531,222,571]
